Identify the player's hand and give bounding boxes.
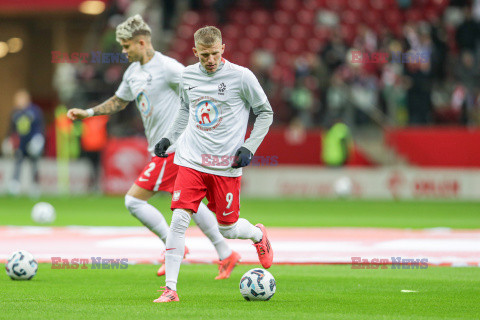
[67,108,88,120]
[154,138,171,157]
[231,147,253,168]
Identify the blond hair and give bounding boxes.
[116,14,152,42]
[194,26,222,47]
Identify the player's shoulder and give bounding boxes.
[181,63,203,81]
[225,60,254,77]
[225,60,246,71]
[183,62,200,74]
[123,61,140,78]
[157,52,185,69]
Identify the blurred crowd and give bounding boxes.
[253,0,480,128]
[53,0,480,134]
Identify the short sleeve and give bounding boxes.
[115,69,135,101]
[164,58,185,93]
[240,69,268,109]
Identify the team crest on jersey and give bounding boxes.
[218,82,226,95]
[173,190,181,201]
[136,91,152,118]
[194,97,223,131]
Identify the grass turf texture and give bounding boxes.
[1,195,480,229]
[2,196,480,318]
[1,264,479,319]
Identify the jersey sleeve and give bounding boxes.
[240,68,268,110]
[115,69,135,101]
[240,69,273,155]
[164,76,190,143]
[164,59,185,94]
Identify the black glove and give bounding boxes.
[231,147,253,168]
[154,138,171,157]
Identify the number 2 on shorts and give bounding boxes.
[144,163,156,177]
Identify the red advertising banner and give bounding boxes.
[101,137,150,195]
[385,128,480,167]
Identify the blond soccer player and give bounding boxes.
[154,26,274,303]
[67,15,240,280]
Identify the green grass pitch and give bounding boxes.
[1,264,479,319]
[1,196,480,319]
[1,195,480,228]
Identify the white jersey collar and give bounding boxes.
[199,58,226,76]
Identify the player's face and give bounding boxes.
[120,38,142,62]
[193,41,225,73]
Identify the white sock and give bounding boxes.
[125,195,169,244]
[218,218,263,243]
[193,202,232,260]
[165,209,191,291]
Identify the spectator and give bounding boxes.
[213,0,236,25]
[349,65,379,126]
[404,57,433,125]
[4,90,45,196]
[430,17,449,81]
[455,51,478,97]
[324,72,351,127]
[320,30,347,74]
[456,6,479,53]
[289,78,315,127]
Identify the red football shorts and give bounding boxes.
[134,154,178,193]
[171,166,241,225]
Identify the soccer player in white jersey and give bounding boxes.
[153,26,274,303]
[67,15,240,280]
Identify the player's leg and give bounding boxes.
[126,156,184,276]
[154,166,206,303]
[193,202,240,279]
[219,221,273,269]
[163,208,192,293]
[126,155,179,245]
[125,184,169,243]
[145,154,193,276]
[209,175,273,269]
[193,203,231,260]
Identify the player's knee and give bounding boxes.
[124,195,145,216]
[218,222,238,239]
[170,209,191,233]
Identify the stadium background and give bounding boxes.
[2,0,480,198]
[1,1,480,319]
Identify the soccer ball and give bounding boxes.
[31,202,56,224]
[239,268,276,301]
[5,250,38,280]
[333,176,353,198]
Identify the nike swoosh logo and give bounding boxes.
[139,178,149,182]
[222,211,234,216]
[187,86,198,90]
[165,248,176,251]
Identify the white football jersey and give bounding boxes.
[115,52,184,155]
[174,59,268,177]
